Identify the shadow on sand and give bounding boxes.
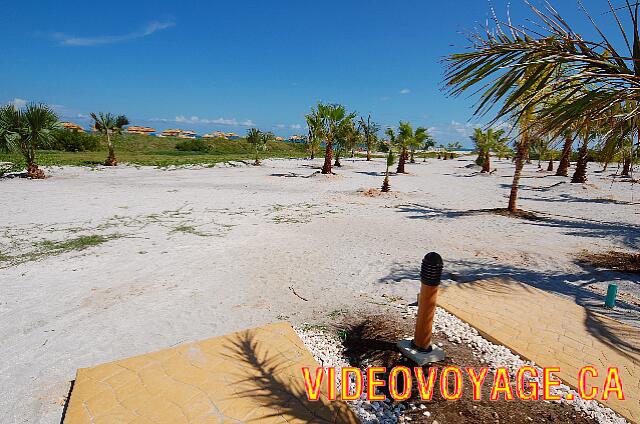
[378,258,640,362]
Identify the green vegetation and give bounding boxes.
[470,128,509,172]
[39,234,111,253]
[246,128,274,166]
[306,103,357,174]
[0,234,117,268]
[49,129,100,152]
[0,103,59,178]
[90,112,129,166]
[0,132,308,170]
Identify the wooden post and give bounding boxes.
[414,285,439,349]
[414,252,443,350]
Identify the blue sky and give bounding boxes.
[0,0,620,146]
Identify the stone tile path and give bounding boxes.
[63,322,358,423]
[438,277,639,423]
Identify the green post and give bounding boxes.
[605,284,618,309]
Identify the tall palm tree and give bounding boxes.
[90,112,129,166]
[0,103,58,179]
[311,103,356,174]
[358,115,380,161]
[444,2,640,208]
[305,109,323,160]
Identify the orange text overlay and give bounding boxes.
[301,366,625,402]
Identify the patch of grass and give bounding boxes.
[171,224,209,237]
[300,323,328,333]
[0,234,119,268]
[39,234,110,253]
[0,133,309,168]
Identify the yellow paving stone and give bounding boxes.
[438,277,640,423]
[64,322,359,423]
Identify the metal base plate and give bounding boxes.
[397,339,445,365]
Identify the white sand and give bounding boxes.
[0,156,638,422]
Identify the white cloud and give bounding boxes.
[169,115,254,127]
[399,88,411,95]
[380,96,391,101]
[53,21,175,46]
[290,124,302,130]
[275,124,285,129]
[8,98,28,108]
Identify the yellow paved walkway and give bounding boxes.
[438,277,639,423]
[64,322,358,423]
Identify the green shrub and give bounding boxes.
[175,138,211,152]
[50,130,100,152]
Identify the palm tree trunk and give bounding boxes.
[105,132,117,166]
[547,158,554,172]
[310,147,315,160]
[508,138,528,212]
[366,149,371,161]
[334,149,342,167]
[254,148,260,166]
[396,149,406,173]
[571,139,589,183]
[321,141,333,174]
[621,154,631,177]
[25,147,45,179]
[481,151,491,173]
[556,134,573,177]
[410,149,415,163]
[381,170,390,192]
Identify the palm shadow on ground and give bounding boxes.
[395,203,640,250]
[221,331,356,423]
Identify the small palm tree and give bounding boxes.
[0,103,58,179]
[381,149,395,192]
[358,115,380,161]
[393,122,428,172]
[472,128,509,172]
[90,112,129,166]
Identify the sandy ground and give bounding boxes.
[1,156,638,423]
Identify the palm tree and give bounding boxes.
[445,142,463,160]
[311,103,356,174]
[556,130,574,177]
[393,122,428,172]
[334,121,360,166]
[471,128,507,173]
[305,109,323,160]
[381,149,395,192]
[408,127,432,163]
[444,2,640,208]
[358,115,380,161]
[0,103,58,179]
[90,112,129,166]
[247,128,273,165]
